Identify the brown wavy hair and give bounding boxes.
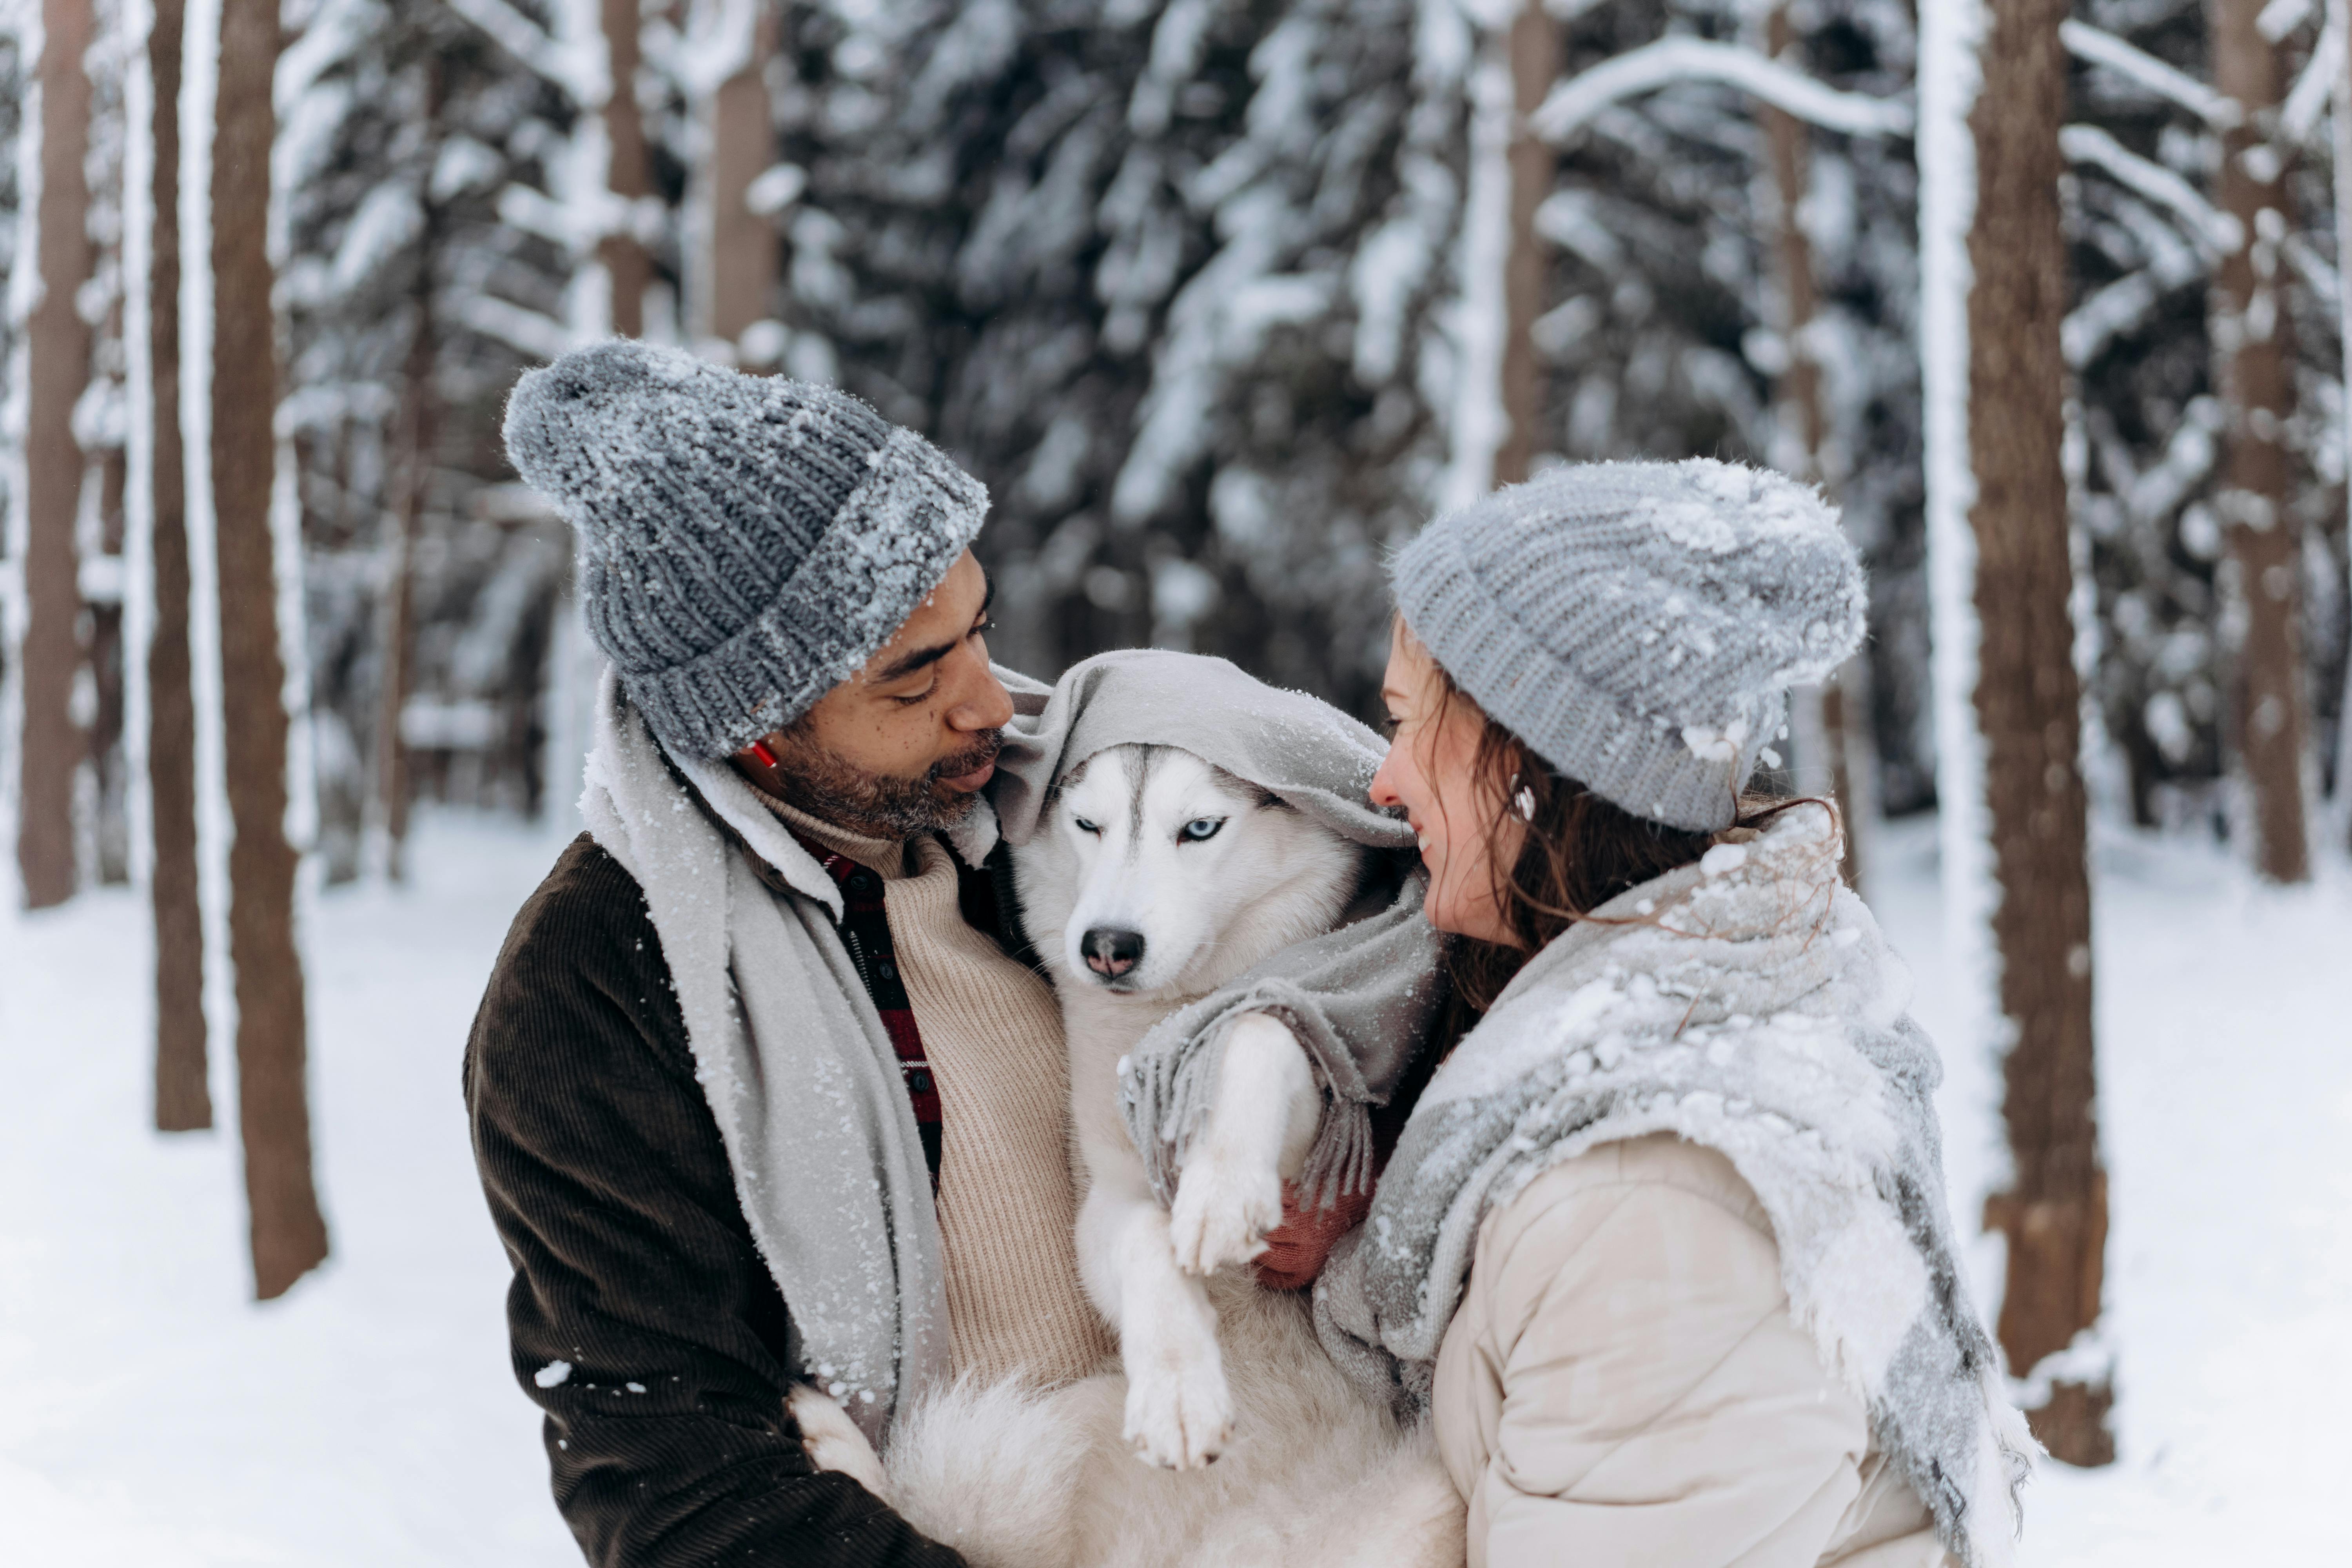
[1416,652,1806,1021]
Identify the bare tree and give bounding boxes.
[2209,0,2311,883]
[144,0,208,1129]
[1495,0,1558,488]
[1925,0,2113,1465]
[214,0,328,1299]
[16,0,95,910]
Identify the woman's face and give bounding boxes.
[1370,623,1524,946]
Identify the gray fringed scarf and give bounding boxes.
[1312,806,2035,1568]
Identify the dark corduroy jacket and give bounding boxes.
[465,833,966,1568]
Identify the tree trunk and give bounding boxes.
[375,67,442,884]
[1760,6,1869,892]
[2336,0,2352,849]
[1493,0,1557,487]
[90,450,129,884]
[601,0,651,339]
[214,0,328,1299]
[147,0,210,1131]
[17,0,96,910]
[1965,0,2112,1466]
[702,5,778,350]
[2209,0,2310,883]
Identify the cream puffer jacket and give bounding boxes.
[1431,1132,1955,1568]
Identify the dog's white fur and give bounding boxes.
[787,745,1461,1567]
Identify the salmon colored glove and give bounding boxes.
[1250,1181,1375,1292]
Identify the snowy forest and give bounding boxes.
[3,0,2350,1561]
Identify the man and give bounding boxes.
[470,341,1111,1566]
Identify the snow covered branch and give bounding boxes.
[1530,38,1914,144]
[2059,21,2243,131]
[449,293,577,365]
[444,0,604,105]
[2279,16,2342,143]
[2060,123,2244,255]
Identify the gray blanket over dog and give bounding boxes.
[1310,805,2034,1568]
[991,650,1448,1207]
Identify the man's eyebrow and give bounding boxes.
[869,574,994,686]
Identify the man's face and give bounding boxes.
[733,550,1014,839]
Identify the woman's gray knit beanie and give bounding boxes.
[1391,459,1865,832]
[503,339,988,759]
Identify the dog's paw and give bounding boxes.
[1168,1143,1283,1276]
[1123,1340,1235,1470]
[788,1383,891,1499]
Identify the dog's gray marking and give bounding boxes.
[1123,745,1162,855]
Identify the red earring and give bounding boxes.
[748,739,779,769]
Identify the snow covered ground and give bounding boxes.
[2,807,2347,1564]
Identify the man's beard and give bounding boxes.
[766,726,1004,841]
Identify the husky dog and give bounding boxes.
[789,744,1461,1568]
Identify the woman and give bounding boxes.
[1315,459,2033,1568]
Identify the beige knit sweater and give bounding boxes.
[760,798,1114,1390]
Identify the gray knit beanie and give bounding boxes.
[503,339,988,758]
[1391,459,1865,832]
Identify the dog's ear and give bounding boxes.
[1045,754,1094,809]
[1205,761,1286,812]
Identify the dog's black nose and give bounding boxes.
[1081,927,1145,979]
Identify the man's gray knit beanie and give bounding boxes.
[1391,458,1865,832]
[502,339,987,759]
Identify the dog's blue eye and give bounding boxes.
[1072,817,1101,835]
[1180,818,1225,842]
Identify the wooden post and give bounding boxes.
[1961,0,2112,1466]
[16,0,96,910]
[2210,0,2311,883]
[600,0,651,338]
[214,0,328,1299]
[146,0,210,1130]
[1493,0,1557,487]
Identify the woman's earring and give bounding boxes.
[1510,771,1536,823]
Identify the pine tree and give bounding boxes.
[1922,0,2113,1466]
[764,0,1475,717]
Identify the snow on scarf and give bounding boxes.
[1312,804,2035,1568]
[577,667,952,1443]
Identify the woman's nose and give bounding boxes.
[1369,748,1405,809]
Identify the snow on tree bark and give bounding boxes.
[1926,0,2115,1466]
[17,0,96,911]
[212,0,328,1300]
[2210,0,2313,882]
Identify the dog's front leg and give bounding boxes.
[786,1383,891,1500]
[1166,1011,1323,1276]
[1078,1174,1233,1469]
